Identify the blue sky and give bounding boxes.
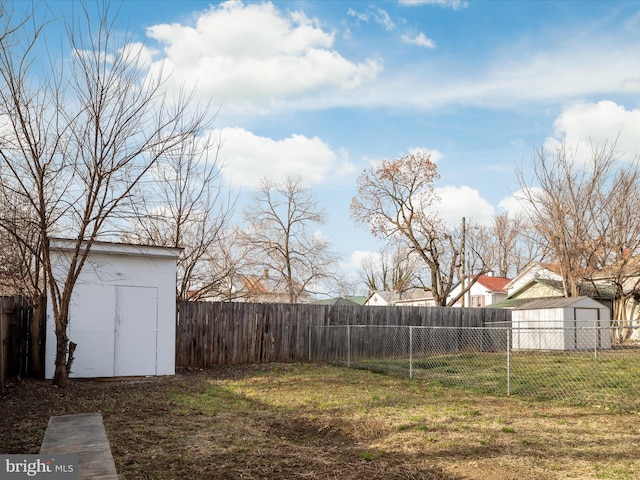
[46,0,640,283]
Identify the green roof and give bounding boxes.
[314,296,368,306]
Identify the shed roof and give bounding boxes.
[49,238,183,259]
[514,296,607,310]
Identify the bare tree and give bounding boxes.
[350,152,489,306]
[0,190,47,376]
[360,243,419,295]
[241,175,338,303]
[588,157,640,340]
[471,212,543,279]
[517,139,640,341]
[517,141,620,296]
[0,2,210,385]
[124,136,237,301]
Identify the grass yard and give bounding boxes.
[2,363,640,479]
[349,347,640,408]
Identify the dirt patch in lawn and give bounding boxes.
[1,363,639,479]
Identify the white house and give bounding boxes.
[394,290,436,307]
[448,274,511,308]
[364,289,437,307]
[504,262,562,298]
[45,239,182,379]
[364,291,401,306]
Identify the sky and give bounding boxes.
[42,0,640,287]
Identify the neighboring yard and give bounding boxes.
[1,363,639,479]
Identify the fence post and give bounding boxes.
[1,300,4,394]
[409,326,413,379]
[347,325,351,367]
[506,326,511,396]
[308,325,312,362]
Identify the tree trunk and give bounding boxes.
[30,295,45,378]
[52,319,70,387]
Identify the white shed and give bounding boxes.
[511,296,610,351]
[45,239,182,379]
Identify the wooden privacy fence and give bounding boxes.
[1,296,45,388]
[175,301,512,368]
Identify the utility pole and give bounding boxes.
[461,216,465,307]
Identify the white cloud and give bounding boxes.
[434,185,495,229]
[119,42,156,68]
[346,8,369,23]
[498,189,540,219]
[407,147,443,164]
[543,101,640,161]
[621,77,640,92]
[347,6,396,31]
[363,29,640,112]
[349,250,380,271]
[399,0,469,10]
[371,7,396,31]
[145,1,382,114]
[213,127,354,189]
[401,32,436,49]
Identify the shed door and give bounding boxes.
[574,307,599,350]
[114,286,158,376]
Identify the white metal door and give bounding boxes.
[574,307,599,350]
[114,285,158,376]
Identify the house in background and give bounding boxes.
[215,269,312,304]
[447,273,511,308]
[394,290,436,307]
[504,262,562,297]
[315,296,368,306]
[496,277,615,312]
[489,262,615,314]
[364,290,401,306]
[45,238,182,379]
[364,289,436,307]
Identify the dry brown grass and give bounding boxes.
[1,363,639,479]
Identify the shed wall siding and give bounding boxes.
[512,299,611,351]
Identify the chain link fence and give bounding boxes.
[309,324,640,407]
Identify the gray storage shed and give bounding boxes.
[511,296,610,351]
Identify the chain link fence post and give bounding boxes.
[410,326,415,379]
[347,324,351,368]
[507,326,511,396]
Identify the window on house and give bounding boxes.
[470,295,483,308]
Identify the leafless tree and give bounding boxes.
[517,139,640,341]
[0,2,210,385]
[588,155,640,340]
[360,243,420,295]
[124,136,237,301]
[471,212,543,279]
[241,175,338,303]
[350,152,489,306]
[517,141,619,296]
[0,190,47,376]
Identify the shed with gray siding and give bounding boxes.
[511,296,610,351]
